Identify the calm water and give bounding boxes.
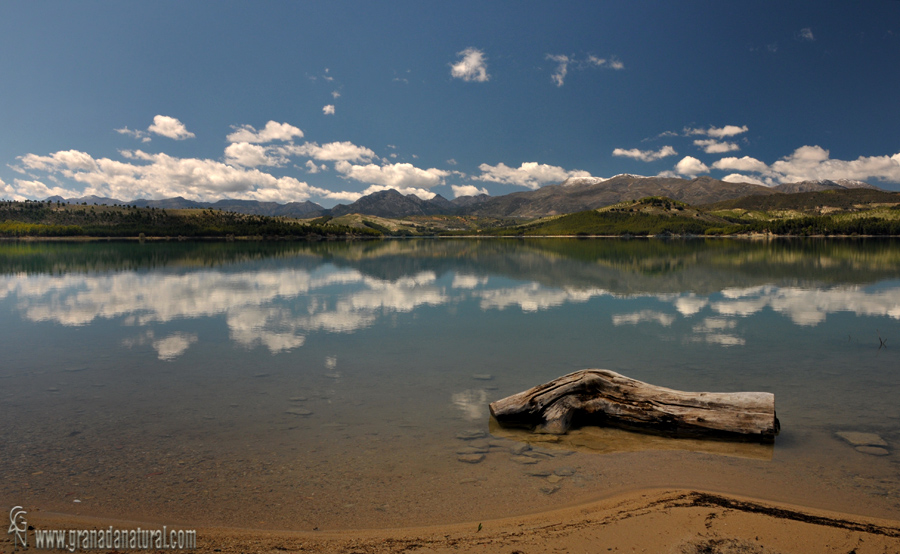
[1,238,899,529]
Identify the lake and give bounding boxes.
[1,238,899,530]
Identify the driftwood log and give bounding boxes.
[489,370,779,441]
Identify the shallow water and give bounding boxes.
[1,238,899,529]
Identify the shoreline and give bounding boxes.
[3,233,900,242]
[8,489,900,553]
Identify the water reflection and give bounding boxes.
[2,238,899,527]
[2,239,900,361]
[489,417,775,460]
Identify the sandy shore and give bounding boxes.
[7,489,899,554]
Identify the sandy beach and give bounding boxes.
[7,489,899,554]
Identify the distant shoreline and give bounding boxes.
[3,233,900,242]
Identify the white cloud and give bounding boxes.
[224,142,285,167]
[286,141,376,162]
[612,145,677,162]
[148,115,195,140]
[1,178,81,201]
[15,148,334,203]
[685,125,748,139]
[451,184,489,198]
[674,156,709,177]
[475,162,592,189]
[450,47,490,82]
[712,156,769,173]
[115,126,151,142]
[549,54,624,86]
[335,161,449,194]
[304,160,327,174]
[226,121,304,144]
[546,54,569,87]
[321,190,364,202]
[799,28,815,41]
[767,146,900,184]
[694,139,740,154]
[587,54,624,70]
[323,104,335,115]
[332,91,341,99]
[722,174,766,186]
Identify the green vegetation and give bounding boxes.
[0,200,379,239]
[496,209,712,236]
[3,188,900,239]
[457,193,900,237]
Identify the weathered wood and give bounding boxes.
[489,369,779,440]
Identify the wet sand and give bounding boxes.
[7,489,900,554]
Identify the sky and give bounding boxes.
[1,1,899,208]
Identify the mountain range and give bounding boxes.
[44,176,881,220]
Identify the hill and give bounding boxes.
[772,179,878,194]
[703,188,900,214]
[490,197,734,236]
[0,201,376,238]
[45,195,327,218]
[458,175,779,218]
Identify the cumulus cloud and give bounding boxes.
[451,184,489,198]
[0,178,81,201]
[685,125,748,139]
[335,161,449,195]
[712,156,769,173]
[770,146,900,184]
[14,148,334,203]
[694,139,740,154]
[304,160,327,173]
[709,147,900,185]
[799,28,815,41]
[286,141,376,162]
[148,115,195,140]
[546,54,569,87]
[450,47,490,82]
[322,104,335,115]
[224,142,286,167]
[612,145,677,162]
[674,156,709,177]
[226,121,303,143]
[117,115,194,142]
[722,174,766,186]
[474,162,592,189]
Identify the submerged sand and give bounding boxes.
[8,489,900,553]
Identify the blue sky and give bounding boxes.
[1,1,899,207]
